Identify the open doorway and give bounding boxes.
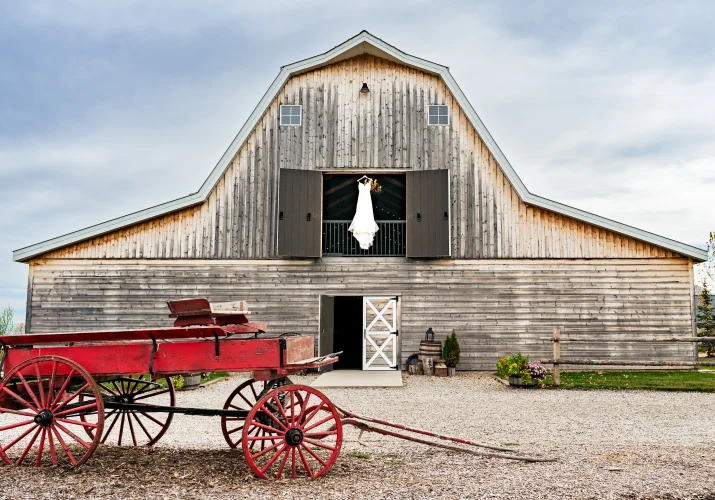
[319,295,399,371]
[319,295,363,370]
[331,296,363,370]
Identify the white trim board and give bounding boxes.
[13,31,707,262]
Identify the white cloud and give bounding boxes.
[1,1,714,324]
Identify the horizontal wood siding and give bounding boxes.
[28,258,695,370]
[41,54,678,261]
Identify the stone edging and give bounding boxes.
[492,375,510,386]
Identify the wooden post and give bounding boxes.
[553,327,561,387]
[689,259,699,371]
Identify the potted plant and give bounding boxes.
[496,353,545,387]
[442,330,460,376]
[528,362,546,384]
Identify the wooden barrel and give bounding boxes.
[419,340,442,375]
[419,340,442,359]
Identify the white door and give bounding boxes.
[363,297,398,370]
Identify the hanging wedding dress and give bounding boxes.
[348,181,379,249]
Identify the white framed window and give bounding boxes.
[428,105,449,125]
[280,105,302,126]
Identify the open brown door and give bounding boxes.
[278,169,322,257]
[406,169,450,258]
[319,295,334,372]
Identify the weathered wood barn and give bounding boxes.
[14,32,707,370]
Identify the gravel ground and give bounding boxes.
[1,372,714,499]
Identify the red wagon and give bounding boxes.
[0,299,551,479]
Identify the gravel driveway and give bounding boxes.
[2,373,714,499]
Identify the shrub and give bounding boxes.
[442,330,461,368]
[171,375,185,390]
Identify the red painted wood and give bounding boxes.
[0,323,265,347]
[172,315,217,327]
[224,323,267,334]
[215,315,250,326]
[166,298,213,317]
[283,337,314,364]
[4,337,287,377]
[172,314,251,327]
[3,334,329,378]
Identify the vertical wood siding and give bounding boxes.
[27,258,695,370]
[43,54,678,260]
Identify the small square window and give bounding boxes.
[280,105,302,126]
[428,105,449,125]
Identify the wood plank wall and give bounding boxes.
[28,258,695,370]
[41,54,678,261]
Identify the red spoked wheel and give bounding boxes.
[242,385,342,479]
[221,379,263,449]
[221,377,297,449]
[0,356,104,467]
[80,376,175,447]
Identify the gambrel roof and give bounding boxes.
[13,31,708,262]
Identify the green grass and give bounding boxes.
[540,370,715,392]
[350,452,371,459]
[151,372,230,389]
[200,372,230,384]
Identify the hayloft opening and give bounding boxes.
[322,173,406,256]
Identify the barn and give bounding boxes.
[13,31,707,371]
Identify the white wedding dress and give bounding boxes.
[348,182,379,249]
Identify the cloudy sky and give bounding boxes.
[1,1,714,324]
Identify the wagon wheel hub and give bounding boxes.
[284,427,304,447]
[34,409,54,427]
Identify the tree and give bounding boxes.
[11,323,25,335]
[697,284,715,357]
[442,330,461,368]
[696,232,715,290]
[0,306,13,336]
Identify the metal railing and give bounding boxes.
[323,220,406,256]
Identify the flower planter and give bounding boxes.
[447,367,456,377]
[508,376,537,388]
[181,373,201,391]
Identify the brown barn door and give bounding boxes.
[319,295,334,372]
[278,169,322,257]
[406,170,450,258]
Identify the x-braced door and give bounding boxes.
[363,297,398,370]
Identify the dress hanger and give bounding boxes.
[357,175,371,184]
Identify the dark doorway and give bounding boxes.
[332,296,363,370]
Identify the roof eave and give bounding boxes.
[13,193,204,262]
